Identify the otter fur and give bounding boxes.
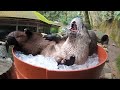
[57,24,91,65]
[6,30,56,56]
[6,30,70,64]
[88,30,98,56]
[42,22,92,65]
[45,17,98,56]
[43,17,97,64]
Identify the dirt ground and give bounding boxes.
[100,38,120,79]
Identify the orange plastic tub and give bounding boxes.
[11,45,108,79]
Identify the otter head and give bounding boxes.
[67,17,91,44]
[67,17,82,36]
[5,29,33,52]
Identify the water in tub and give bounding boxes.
[15,51,99,70]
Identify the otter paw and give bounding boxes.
[64,56,75,66]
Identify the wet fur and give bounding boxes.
[6,30,66,63]
[6,31,55,55]
[58,27,91,65]
[88,30,98,56]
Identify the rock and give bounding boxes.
[0,58,13,75]
[0,41,8,58]
[104,73,112,79]
[112,43,116,47]
[110,62,120,79]
[103,64,111,73]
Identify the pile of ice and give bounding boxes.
[15,51,99,70]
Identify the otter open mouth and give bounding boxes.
[70,21,78,32]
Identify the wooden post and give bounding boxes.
[16,20,18,31]
[37,23,39,32]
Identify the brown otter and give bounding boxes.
[5,29,69,64]
[88,30,98,56]
[5,30,56,56]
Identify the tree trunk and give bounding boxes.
[81,11,91,30]
[88,11,102,29]
[64,11,68,22]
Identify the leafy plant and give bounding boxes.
[98,11,114,22]
[116,54,120,72]
[50,27,58,33]
[114,11,120,21]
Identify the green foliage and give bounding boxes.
[38,11,61,21]
[50,27,58,33]
[39,11,80,26]
[62,20,68,25]
[98,11,114,22]
[58,27,63,33]
[58,27,65,35]
[110,30,116,40]
[114,11,120,21]
[98,11,120,21]
[116,54,120,72]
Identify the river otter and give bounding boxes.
[45,17,98,56]
[58,23,91,65]
[43,20,91,65]
[5,30,56,56]
[5,30,73,65]
[88,30,98,56]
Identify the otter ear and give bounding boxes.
[24,28,33,38]
[82,23,87,30]
[81,23,90,34]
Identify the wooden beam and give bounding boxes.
[36,23,39,32]
[16,20,18,31]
